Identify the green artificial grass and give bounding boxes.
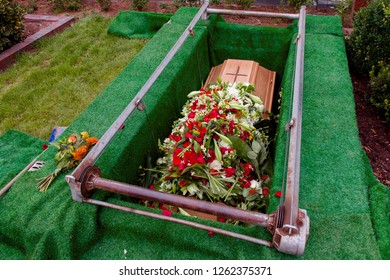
[0,8,388,260]
[0,130,45,190]
[108,11,172,39]
[0,15,146,139]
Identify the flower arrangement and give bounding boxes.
[36,131,98,192]
[147,81,273,213]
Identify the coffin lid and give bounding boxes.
[205,59,276,117]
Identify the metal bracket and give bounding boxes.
[272,209,310,256]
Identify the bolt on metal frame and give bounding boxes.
[66,2,309,256]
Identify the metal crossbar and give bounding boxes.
[66,2,309,256]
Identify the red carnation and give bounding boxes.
[188,112,196,119]
[162,210,172,217]
[179,180,189,187]
[262,188,270,195]
[196,153,205,164]
[275,191,282,198]
[224,167,236,177]
[185,132,193,139]
[42,144,48,150]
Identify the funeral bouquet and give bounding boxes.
[148,81,273,212]
[36,131,98,192]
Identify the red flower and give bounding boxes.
[149,184,155,190]
[190,100,198,110]
[208,109,219,119]
[199,126,207,135]
[224,167,236,177]
[194,136,203,143]
[262,188,270,195]
[217,217,227,223]
[249,189,257,195]
[261,175,269,181]
[179,180,189,187]
[169,134,181,142]
[173,156,181,166]
[275,191,282,198]
[242,162,254,176]
[240,178,250,188]
[162,210,172,217]
[185,132,193,139]
[196,152,205,164]
[42,144,48,150]
[183,141,191,148]
[184,151,197,166]
[207,149,215,163]
[208,231,214,236]
[188,111,196,119]
[178,163,186,171]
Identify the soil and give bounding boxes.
[11,0,390,186]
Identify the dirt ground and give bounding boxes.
[12,0,390,186]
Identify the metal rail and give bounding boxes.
[66,3,309,256]
[84,198,273,247]
[206,8,299,19]
[67,1,210,183]
[282,6,306,234]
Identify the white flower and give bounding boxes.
[219,140,230,149]
[157,158,166,165]
[250,180,260,189]
[208,159,222,170]
[254,103,265,113]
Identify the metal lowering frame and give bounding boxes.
[66,1,309,256]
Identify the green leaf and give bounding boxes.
[187,183,200,196]
[214,132,233,146]
[214,139,223,162]
[247,151,257,160]
[246,93,263,104]
[193,140,201,153]
[251,141,261,153]
[226,135,251,162]
[178,207,192,216]
[187,90,201,98]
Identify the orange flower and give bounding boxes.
[68,135,77,144]
[86,137,98,147]
[72,145,88,161]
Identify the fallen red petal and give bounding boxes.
[162,210,172,217]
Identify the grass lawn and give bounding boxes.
[0,14,146,140]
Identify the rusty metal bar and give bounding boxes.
[87,173,269,227]
[84,198,273,247]
[281,6,306,234]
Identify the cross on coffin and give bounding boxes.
[225,66,248,82]
[204,59,276,118]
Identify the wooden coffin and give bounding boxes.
[205,59,276,118]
